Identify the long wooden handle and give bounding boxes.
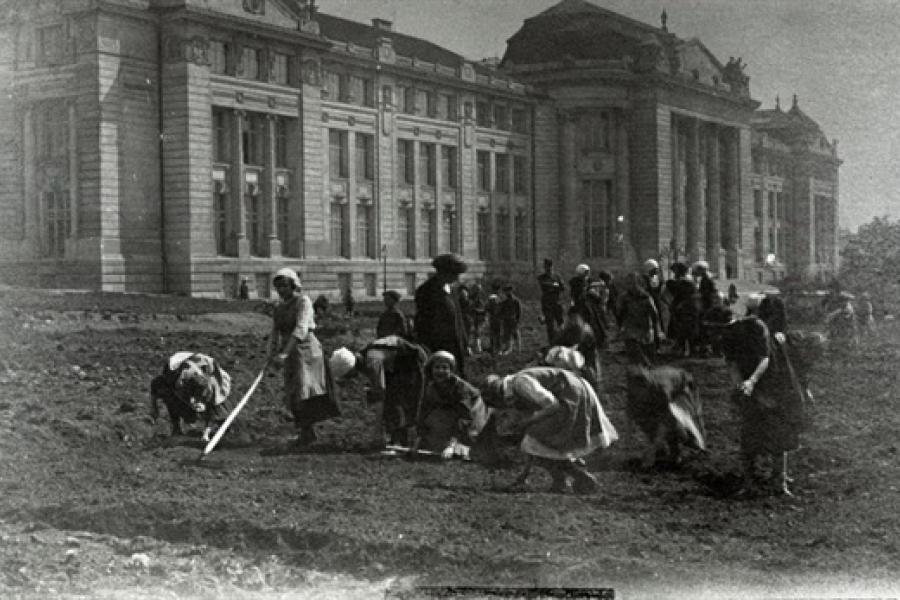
[198,367,266,460]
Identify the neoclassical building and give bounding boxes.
[0,0,840,298]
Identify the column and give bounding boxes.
[685,118,701,262]
[68,101,79,242]
[266,114,281,257]
[507,149,515,261]
[412,138,420,258]
[726,128,741,275]
[671,116,683,256]
[706,124,722,275]
[560,112,578,266]
[434,141,443,253]
[232,110,249,257]
[23,107,38,256]
[488,150,497,260]
[347,130,357,257]
[615,111,631,264]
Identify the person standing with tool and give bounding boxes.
[268,267,340,447]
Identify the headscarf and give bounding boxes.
[426,350,456,372]
[329,347,357,379]
[544,346,585,370]
[273,267,301,288]
[575,264,590,276]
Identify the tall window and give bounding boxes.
[242,113,265,165]
[213,108,231,163]
[37,103,68,160]
[37,24,66,66]
[443,94,457,121]
[330,201,349,258]
[476,99,491,127]
[514,211,528,261]
[402,86,416,114]
[209,41,228,75]
[277,191,290,255]
[421,206,437,258]
[240,46,263,81]
[441,146,457,188]
[398,139,414,184]
[323,69,344,101]
[513,155,527,194]
[442,206,458,253]
[581,112,611,151]
[777,228,787,263]
[44,190,70,258]
[398,205,415,258]
[495,153,509,193]
[247,193,264,256]
[496,210,510,261]
[768,191,776,218]
[356,203,375,258]
[493,104,509,131]
[753,189,763,218]
[349,75,374,107]
[582,180,613,258]
[477,151,490,191]
[769,228,776,256]
[355,133,374,181]
[271,52,289,85]
[477,209,491,260]
[424,90,437,117]
[274,117,289,168]
[754,228,764,263]
[329,129,348,178]
[214,184,229,256]
[419,143,436,187]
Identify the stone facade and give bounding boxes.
[0,0,841,298]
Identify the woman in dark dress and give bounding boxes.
[414,254,470,375]
[664,262,699,357]
[708,307,805,496]
[268,268,339,446]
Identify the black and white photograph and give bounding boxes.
[0,0,897,597]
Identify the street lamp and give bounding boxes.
[382,244,388,294]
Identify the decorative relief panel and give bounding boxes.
[164,35,208,65]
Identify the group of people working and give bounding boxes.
[149,253,828,497]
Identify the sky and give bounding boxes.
[321,0,900,232]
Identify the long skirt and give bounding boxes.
[284,333,340,428]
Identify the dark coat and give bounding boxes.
[376,305,409,339]
[414,276,468,370]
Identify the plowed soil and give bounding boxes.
[0,287,898,599]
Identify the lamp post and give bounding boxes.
[616,215,625,267]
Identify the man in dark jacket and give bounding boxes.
[376,290,409,339]
[537,258,566,345]
[414,253,470,375]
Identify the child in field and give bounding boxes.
[376,290,409,339]
[486,293,503,354]
[343,287,355,317]
[498,284,523,355]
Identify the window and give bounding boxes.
[477,151,490,191]
[402,85,416,114]
[419,143,436,187]
[37,24,67,66]
[442,206,458,253]
[768,191,776,218]
[753,189,762,218]
[769,228,776,256]
[777,228,787,262]
[476,100,491,127]
[493,104,509,131]
[271,52,289,85]
[477,209,491,260]
[496,210,510,261]
[421,206,437,258]
[275,117,289,168]
[247,192,264,256]
[513,155,527,194]
[398,139,414,185]
[356,203,375,258]
[441,146,457,189]
[778,192,787,220]
[495,153,509,193]
[277,192,290,255]
[582,180,613,258]
[330,201,349,258]
[36,103,68,160]
[364,273,377,297]
[398,205,415,258]
[323,69,346,101]
[581,113,611,152]
[425,90,437,117]
[242,112,265,165]
[405,273,417,296]
[443,94,457,121]
[355,133,374,181]
[511,107,527,133]
[210,41,228,75]
[214,185,229,256]
[44,189,70,258]
[213,108,231,163]
[754,228,764,263]
[240,46,263,81]
[514,211,528,261]
[349,75,374,106]
[329,129,348,178]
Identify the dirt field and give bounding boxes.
[0,286,898,599]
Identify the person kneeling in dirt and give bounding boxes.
[625,365,706,469]
[329,336,428,448]
[149,352,233,441]
[411,351,490,459]
[482,366,618,494]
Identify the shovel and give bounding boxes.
[197,366,266,462]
